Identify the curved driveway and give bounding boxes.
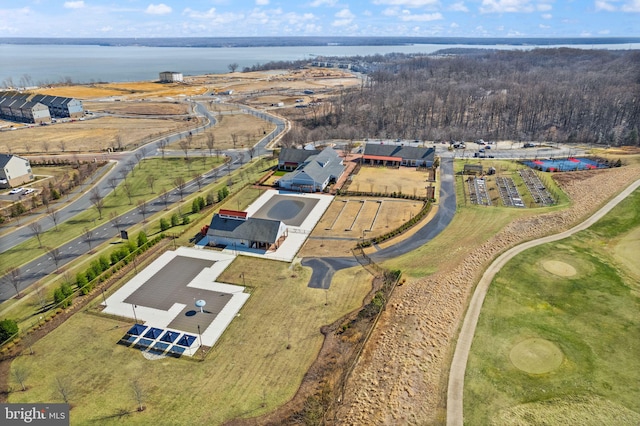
[302,156,456,288]
[446,177,640,426]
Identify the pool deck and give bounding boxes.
[223,190,333,262]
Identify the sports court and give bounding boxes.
[102,247,249,357]
[524,157,607,172]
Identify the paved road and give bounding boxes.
[445,177,640,426]
[0,102,286,302]
[301,155,456,288]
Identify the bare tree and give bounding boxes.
[114,134,124,151]
[48,247,62,273]
[160,189,171,210]
[57,141,66,153]
[5,267,22,298]
[47,207,60,231]
[42,141,50,153]
[179,133,192,158]
[206,133,215,156]
[29,221,44,248]
[12,366,29,392]
[248,146,256,161]
[230,132,239,149]
[194,174,204,191]
[109,211,122,235]
[89,187,105,219]
[158,138,167,159]
[107,176,119,195]
[127,160,136,177]
[122,181,134,205]
[174,177,186,201]
[131,380,146,412]
[135,147,146,167]
[146,174,157,194]
[136,200,148,222]
[54,376,72,404]
[228,63,239,73]
[82,227,94,252]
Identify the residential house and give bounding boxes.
[277,147,345,193]
[206,209,288,251]
[277,148,320,171]
[0,154,33,188]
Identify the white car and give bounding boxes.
[9,187,24,194]
[24,188,35,195]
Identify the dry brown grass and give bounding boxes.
[167,111,276,151]
[83,101,190,116]
[32,81,207,99]
[0,116,196,154]
[350,166,433,198]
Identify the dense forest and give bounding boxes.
[282,48,640,147]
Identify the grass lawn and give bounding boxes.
[0,159,273,332]
[8,256,373,425]
[463,189,640,424]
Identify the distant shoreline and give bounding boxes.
[2,36,640,48]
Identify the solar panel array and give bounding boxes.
[121,324,198,357]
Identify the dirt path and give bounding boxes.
[446,176,640,426]
[335,165,640,425]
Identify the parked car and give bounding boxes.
[9,188,24,194]
[24,188,35,195]
[485,145,491,150]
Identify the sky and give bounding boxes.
[1,0,638,38]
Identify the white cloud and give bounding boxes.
[400,11,444,21]
[537,3,552,11]
[480,0,536,13]
[383,7,400,15]
[335,8,355,19]
[621,0,640,11]
[309,0,338,6]
[595,0,617,11]
[373,0,440,7]
[541,13,552,18]
[64,1,85,9]
[598,29,611,34]
[449,2,469,12]
[539,23,550,28]
[145,4,172,15]
[256,0,270,5]
[450,22,459,27]
[183,7,244,23]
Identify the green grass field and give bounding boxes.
[464,189,640,425]
[7,256,373,424]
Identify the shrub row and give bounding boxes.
[337,190,426,201]
[357,202,431,248]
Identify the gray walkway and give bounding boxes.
[446,177,640,426]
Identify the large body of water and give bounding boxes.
[2,42,639,86]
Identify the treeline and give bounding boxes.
[286,48,640,146]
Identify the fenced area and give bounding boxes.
[315,198,423,239]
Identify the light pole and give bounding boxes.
[197,324,203,348]
[132,304,138,324]
[101,288,107,306]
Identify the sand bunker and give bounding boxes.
[542,260,577,277]
[510,338,564,374]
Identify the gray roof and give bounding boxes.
[0,154,27,168]
[363,143,435,161]
[207,215,283,243]
[278,148,320,164]
[279,146,345,187]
